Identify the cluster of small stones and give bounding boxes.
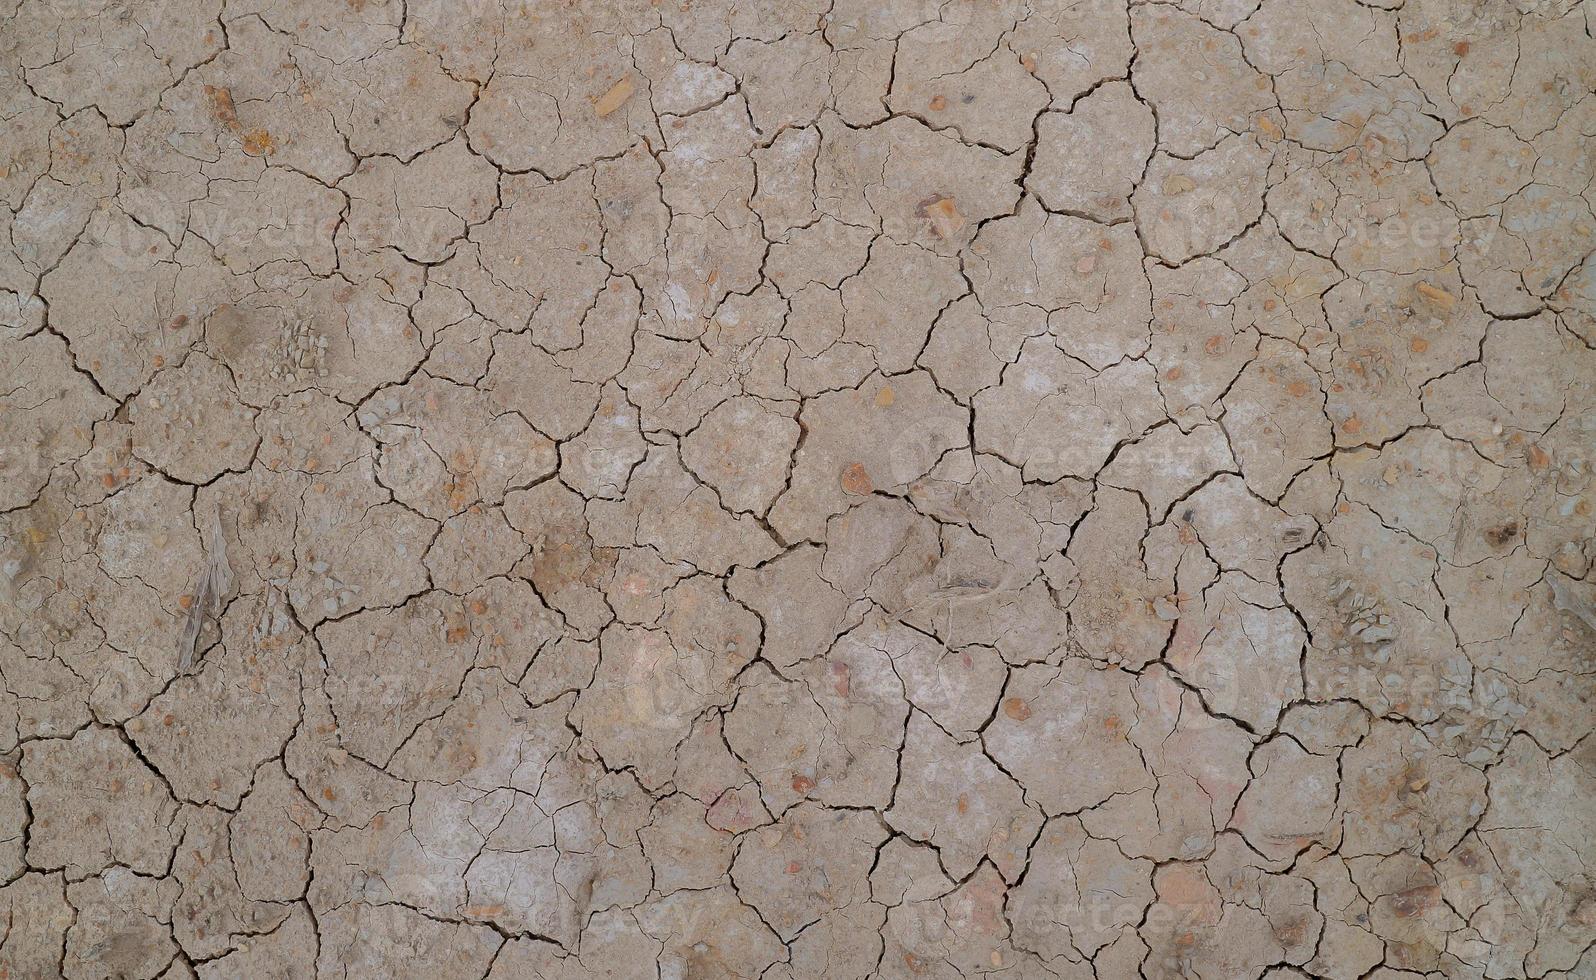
[273,316,329,384]
[1,0,1594,978]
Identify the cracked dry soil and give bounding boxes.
[1,0,1595,977]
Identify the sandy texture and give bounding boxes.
[2,0,1595,977]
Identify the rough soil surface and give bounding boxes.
[2,0,1595,977]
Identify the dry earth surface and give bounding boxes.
[2,0,1595,977]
